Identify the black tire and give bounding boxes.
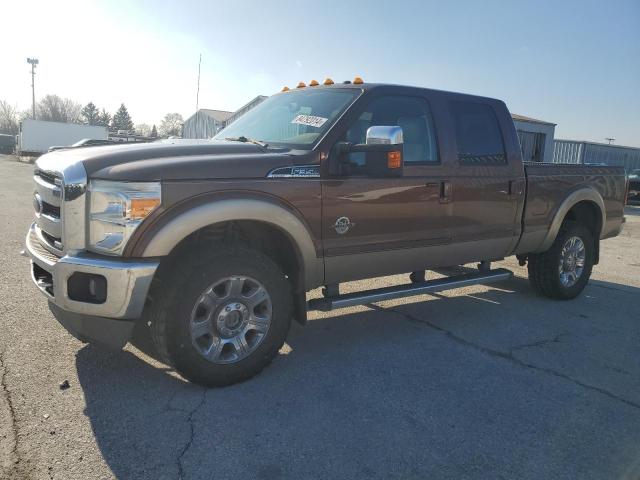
[527,221,595,300]
[147,246,292,387]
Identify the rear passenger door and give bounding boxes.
[447,100,524,257]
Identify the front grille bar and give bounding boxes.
[32,157,88,255]
[33,174,61,206]
[34,169,63,253]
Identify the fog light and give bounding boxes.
[68,273,107,304]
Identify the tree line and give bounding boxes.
[0,95,183,138]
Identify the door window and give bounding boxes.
[344,96,439,168]
[450,101,506,165]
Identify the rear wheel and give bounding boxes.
[148,246,292,387]
[527,221,594,300]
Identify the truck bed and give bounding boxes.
[517,162,627,254]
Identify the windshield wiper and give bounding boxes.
[224,136,269,148]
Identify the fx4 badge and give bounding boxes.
[334,217,355,235]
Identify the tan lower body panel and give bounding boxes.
[324,237,513,284]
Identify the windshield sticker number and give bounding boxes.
[291,115,328,128]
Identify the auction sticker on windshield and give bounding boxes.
[291,115,328,128]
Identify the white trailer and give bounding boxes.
[17,119,108,155]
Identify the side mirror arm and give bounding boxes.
[330,142,353,176]
[334,141,353,157]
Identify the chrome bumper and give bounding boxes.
[25,223,158,319]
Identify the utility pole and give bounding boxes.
[27,58,39,119]
[605,137,615,145]
[195,54,201,112]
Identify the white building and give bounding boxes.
[182,95,268,139]
[554,140,640,172]
[182,109,234,139]
[223,96,268,127]
[511,114,556,163]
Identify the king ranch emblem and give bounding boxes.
[334,217,355,235]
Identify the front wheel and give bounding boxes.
[148,246,292,387]
[527,221,595,300]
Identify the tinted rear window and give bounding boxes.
[450,101,506,165]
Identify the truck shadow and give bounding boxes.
[75,275,640,479]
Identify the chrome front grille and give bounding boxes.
[31,154,88,256]
[36,170,59,185]
[34,168,64,255]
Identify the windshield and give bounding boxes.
[214,88,361,149]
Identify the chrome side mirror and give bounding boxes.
[365,125,404,146]
[331,125,404,177]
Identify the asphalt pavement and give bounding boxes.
[1,155,639,480]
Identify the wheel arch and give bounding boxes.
[537,188,605,261]
[140,197,324,290]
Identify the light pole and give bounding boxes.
[27,58,39,120]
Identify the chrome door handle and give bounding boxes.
[440,181,452,203]
[508,180,523,197]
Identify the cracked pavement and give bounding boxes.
[1,156,640,479]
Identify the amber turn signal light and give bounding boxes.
[387,151,402,169]
[130,198,161,219]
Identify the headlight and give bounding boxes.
[88,180,161,255]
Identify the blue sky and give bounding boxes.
[2,0,639,146]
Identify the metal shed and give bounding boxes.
[553,140,640,173]
[182,109,233,139]
[182,96,269,140]
[224,96,268,127]
[511,114,557,163]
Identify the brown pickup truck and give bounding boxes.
[25,80,627,386]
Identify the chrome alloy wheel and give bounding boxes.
[189,276,272,364]
[558,236,586,288]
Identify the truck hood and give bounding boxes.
[38,140,303,181]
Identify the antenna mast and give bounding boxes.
[196,54,201,112]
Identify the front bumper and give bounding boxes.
[25,223,159,347]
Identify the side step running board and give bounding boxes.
[308,268,513,312]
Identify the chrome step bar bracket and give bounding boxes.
[308,268,513,312]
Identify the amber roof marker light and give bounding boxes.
[296,81,306,88]
[323,78,334,85]
[309,79,319,86]
[281,86,290,92]
[353,76,364,84]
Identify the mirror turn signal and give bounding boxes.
[387,151,402,169]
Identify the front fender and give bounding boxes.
[139,198,324,288]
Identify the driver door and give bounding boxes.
[322,94,452,284]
